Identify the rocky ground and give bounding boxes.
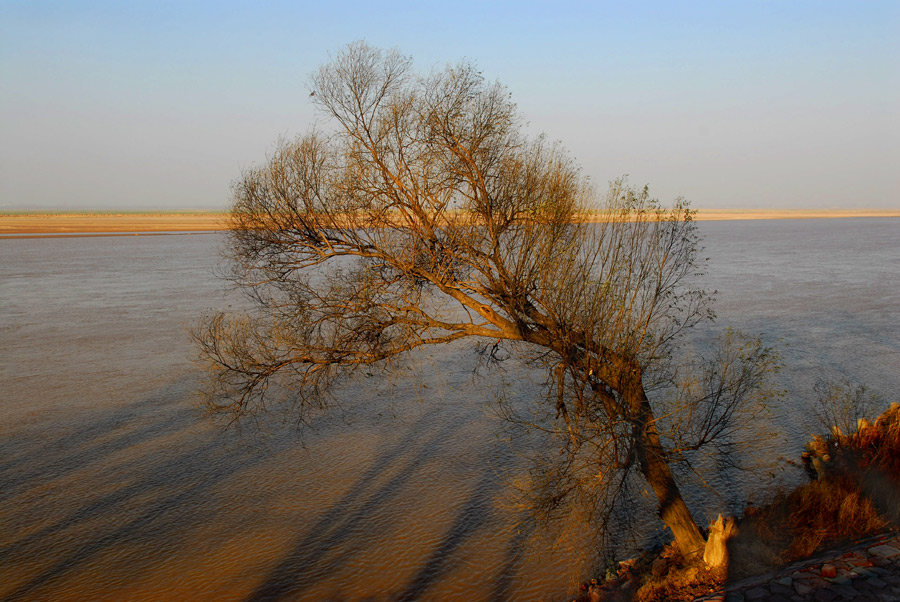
[694,532,900,602]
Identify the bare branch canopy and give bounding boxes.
[194,41,779,561]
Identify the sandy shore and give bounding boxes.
[693,209,900,221]
[0,213,228,237]
[1,209,897,237]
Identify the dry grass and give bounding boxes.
[841,409,900,475]
[727,404,900,581]
[634,560,725,602]
[748,474,889,561]
[571,544,726,602]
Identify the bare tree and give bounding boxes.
[194,42,778,560]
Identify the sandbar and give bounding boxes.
[0,213,228,238]
[692,209,900,221]
[1,209,897,238]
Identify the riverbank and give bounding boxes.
[0,212,228,236]
[2,209,898,237]
[693,531,900,602]
[578,530,900,601]
[692,209,900,221]
[584,402,900,601]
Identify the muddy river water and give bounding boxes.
[2,219,898,601]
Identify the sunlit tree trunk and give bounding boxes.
[625,375,706,557]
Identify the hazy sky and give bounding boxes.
[1,1,898,211]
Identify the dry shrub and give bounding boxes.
[724,473,889,582]
[781,474,888,559]
[847,411,900,476]
[738,404,900,566]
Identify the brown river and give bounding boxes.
[2,219,899,601]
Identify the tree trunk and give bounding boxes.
[626,380,706,558]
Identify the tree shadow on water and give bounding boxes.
[396,480,532,602]
[246,412,460,601]
[0,379,199,503]
[0,376,283,602]
[1,377,531,602]
[246,410,527,602]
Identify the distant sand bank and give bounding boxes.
[1,209,897,237]
[0,213,228,237]
[693,209,900,221]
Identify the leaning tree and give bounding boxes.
[194,42,777,560]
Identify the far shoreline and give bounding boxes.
[1,209,898,236]
[692,209,900,221]
[0,213,229,236]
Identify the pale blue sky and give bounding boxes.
[1,1,898,210]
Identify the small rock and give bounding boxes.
[774,576,792,587]
[795,574,830,588]
[770,583,793,597]
[821,563,837,578]
[744,586,769,601]
[794,582,813,595]
[813,589,837,602]
[828,583,858,599]
[869,544,900,558]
